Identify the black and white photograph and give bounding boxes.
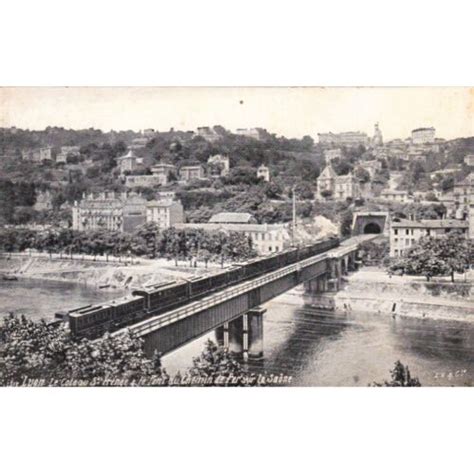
[0,87,472,388]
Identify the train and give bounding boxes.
[57,236,340,340]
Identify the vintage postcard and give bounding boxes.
[0,87,473,387]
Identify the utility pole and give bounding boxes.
[292,185,297,245]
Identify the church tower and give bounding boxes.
[373,122,383,147]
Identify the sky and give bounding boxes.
[1,87,473,141]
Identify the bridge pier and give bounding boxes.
[215,307,266,360]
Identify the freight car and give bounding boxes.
[66,236,340,339]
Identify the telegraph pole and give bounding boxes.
[292,185,297,245]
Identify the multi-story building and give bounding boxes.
[180,164,205,181]
[257,164,270,182]
[150,163,177,185]
[117,149,138,175]
[318,131,369,148]
[130,136,149,150]
[33,191,53,211]
[411,127,436,145]
[317,164,359,200]
[453,173,474,206]
[175,221,291,255]
[72,192,147,233]
[146,200,184,230]
[379,189,413,203]
[390,218,469,257]
[207,154,230,177]
[22,147,54,162]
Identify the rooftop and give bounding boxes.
[392,219,468,229]
[209,212,255,224]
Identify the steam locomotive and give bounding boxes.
[59,237,340,339]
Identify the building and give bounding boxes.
[22,147,53,162]
[125,174,167,188]
[72,192,147,233]
[234,128,264,140]
[175,222,291,255]
[209,212,257,224]
[196,127,220,142]
[146,200,184,230]
[318,131,368,148]
[117,149,138,175]
[390,218,469,257]
[150,163,177,185]
[317,164,359,200]
[180,164,205,181]
[379,189,413,203]
[207,154,230,177]
[411,127,436,145]
[333,173,359,200]
[56,145,80,163]
[464,154,474,167]
[257,164,270,182]
[372,122,383,147]
[453,173,474,206]
[324,148,342,161]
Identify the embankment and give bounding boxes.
[0,255,211,291]
[307,268,473,322]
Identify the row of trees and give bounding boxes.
[0,224,258,263]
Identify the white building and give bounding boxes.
[117,149,139,175]
[411,127,436,145]
[379,189,413,203]
[146,200,184,230]
[257,164,270,182]
[175,222,291,255]
[180,164,205,181]
[390,218,469,257]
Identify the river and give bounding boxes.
[0,278,125,321]
[1,279,473,386]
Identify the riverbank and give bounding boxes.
[308,267,473,323]
[0,254,217,291]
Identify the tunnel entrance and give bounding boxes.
[363,222,382,234]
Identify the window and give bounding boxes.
[394,238,398,244]
[405,229,409,235]
[394,229,398,235]
[405,239,410,246]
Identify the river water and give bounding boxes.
[1,279,473,386]
[0,278,125,321]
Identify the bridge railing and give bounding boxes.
[130,252,328,337]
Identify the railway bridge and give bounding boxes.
[116,235,376,359]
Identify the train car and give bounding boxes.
[69,304,114,339]
[108,295,146,329]
[132,280,189,314]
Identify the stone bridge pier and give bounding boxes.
[215,307,266,360]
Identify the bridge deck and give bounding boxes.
[118,250,329,339]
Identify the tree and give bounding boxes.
[390,232,470,282]
[371,361,421,387]
[354,166,370,183]
[0,313,168,386]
